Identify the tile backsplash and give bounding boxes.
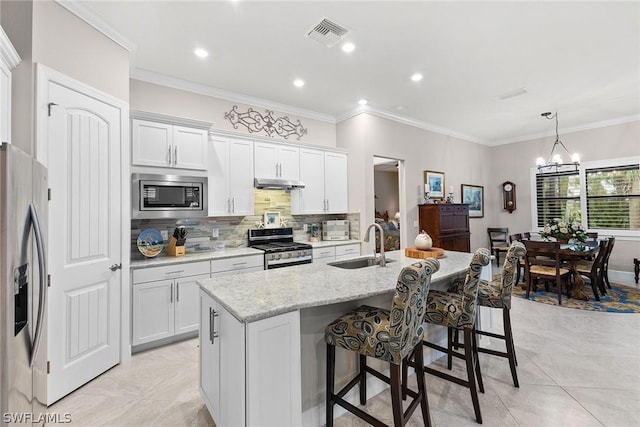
[131,189,360,260]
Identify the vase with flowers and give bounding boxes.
[540,217,587,244]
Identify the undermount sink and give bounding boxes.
[327,257,395,269]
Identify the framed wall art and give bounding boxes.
[461,184,484,218]
[264,211,281,228]
[423,170,445,200]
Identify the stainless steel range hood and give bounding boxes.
[254,178,305,190]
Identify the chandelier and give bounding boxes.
[535,111,580,173]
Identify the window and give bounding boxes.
[532,157,640,235]
[585,164,640,230]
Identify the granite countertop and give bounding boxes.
[130,247,264,270]
[307,239,361,248]
[198,250,473,323]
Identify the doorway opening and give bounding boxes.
[373,156,403,252]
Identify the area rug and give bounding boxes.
[497,275,640,313]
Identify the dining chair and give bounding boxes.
[509,234,524,283]
[324,259,439,427]
[587,232,598,241]
[523,240,572,305]
[522,232,531,240]
[575,239,608,300]
[601,237,615,290]
[488,228,510,266]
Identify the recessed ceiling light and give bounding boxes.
[358,99,368,106]
[194,48,209,58]
[411,73,423,82]
[293,79,305,88]
[342,42,355,53]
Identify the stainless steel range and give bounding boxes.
[248,227,313,269]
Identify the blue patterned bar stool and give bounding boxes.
[325,259,440,427]
[420,248,490,424]
[450,242,526,389]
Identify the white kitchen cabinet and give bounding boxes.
[291,148,348,214]
[208,137,255,216]
[335,243,361,261]
[254,141,300,181]
[132,118,208,170]
[0,28,19,144]
[211,254,264,275]
[312,246,336,264]
[199,289,301,427]
[132,261,210,347]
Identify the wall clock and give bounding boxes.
[502,181,517,213]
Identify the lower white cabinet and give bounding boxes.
[313,243,360,264]
[199,289,302,426]
[132,261,211,347]
[335,243,361,261]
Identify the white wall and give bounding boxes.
[130,79,337,147]
[338,113,494,253]
[489,120,640,273]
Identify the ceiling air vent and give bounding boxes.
[307,18,349,47]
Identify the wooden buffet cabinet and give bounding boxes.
[418,204,471,252]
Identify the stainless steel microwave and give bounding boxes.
[132,173,208,219]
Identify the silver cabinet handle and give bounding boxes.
[174,146,178,166]
[170,283,174,303]
[109,263,122,271]
[232,197,235,213]
[227,198,231,214]
[326,199,330,212]
[176,282,180,302]
[167,146,172,166]
[209,307,219,344]
[28,205,46,368]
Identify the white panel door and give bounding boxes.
[172,125,208,170]
[132,280,175,345]
[292,148,325,214]
[208,137,231,216]
[324,152,348,213]
[277,145,300,180]
[199,292,220,421]
[228,138,254,215]
[254,142,278,179]
[131,119,172,167]
[47,81,121,404]
[175,274,208,335]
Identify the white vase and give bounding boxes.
[414,231,433,250]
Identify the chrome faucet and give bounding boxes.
[363,223,386,267]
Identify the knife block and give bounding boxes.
[167,237,185,257]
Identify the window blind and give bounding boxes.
[586,164,640,230]
[536,171,581,227]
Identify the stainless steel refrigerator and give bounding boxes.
[0,143,48,425]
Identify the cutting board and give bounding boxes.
[404,247,446,259]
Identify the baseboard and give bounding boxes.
[609,269,637,287]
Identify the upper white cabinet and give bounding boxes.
[208,137,255,216]
[291,148,348,214]
[254,142,299,180]
[132,118,208,170]
[0,26,20,143]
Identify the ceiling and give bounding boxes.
[74,1,640,145]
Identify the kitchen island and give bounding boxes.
[197,250,490,426]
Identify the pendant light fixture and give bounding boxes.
[536,111,580,173]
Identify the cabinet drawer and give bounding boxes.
[335,244,360,258]
[133,261,210,284]
[212,255,263,273]
[438,204,468,213]
[313,247,336,259]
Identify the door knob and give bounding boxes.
[109,263,122,271]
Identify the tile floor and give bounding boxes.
[49,289,640,426]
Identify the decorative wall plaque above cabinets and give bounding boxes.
[224,105,308,140]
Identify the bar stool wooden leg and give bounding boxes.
[414,344,432,426]
[326,344,336,427]
[472,328,484,394]
[503,308,519,388]
[359,354,367,405]
[464,329,483,424]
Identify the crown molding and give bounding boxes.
[337,106,486,145]
[487,114,640,146]
[0,26,20,69]
[130,68,336,124]
[54,0,136,52]
[130,110,213,130]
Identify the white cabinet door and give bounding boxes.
[175,274,209,335]
[324,151,348,213]
[132,279,175,346]
[199,292,220,422]
[335,244,360,261]
[172,125,208,170]
[228,138,255,215]
[131,119,172,168]
[218,303,246,427]
[292,148,325,214]
[254,142,279,179]
[278,145,300,180]
[246,310,302,427]
[208,137,231,216]
[312,247,336,264]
